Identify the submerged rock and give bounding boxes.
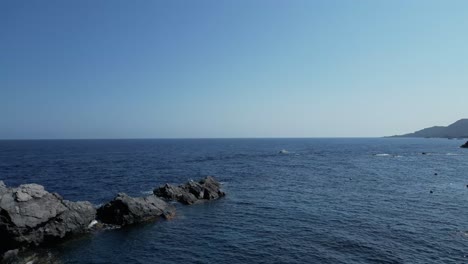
[2,247,61,264]
[154,176,225,205]
[0,183,96,255]
[96,193,175,226]
[460,141,468,148]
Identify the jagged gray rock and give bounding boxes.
[461,141,468,148]
[96,193,175,226]
[154,176,225,205]
[1,176,226,261]
[0,183,96,255]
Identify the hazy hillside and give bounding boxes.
[392,119,468,138]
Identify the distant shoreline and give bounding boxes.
[0,137,466,141]
[385,136,468,139]
[0,137,381,141]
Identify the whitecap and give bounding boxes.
[88,219,98,229]
[374,153,391,157]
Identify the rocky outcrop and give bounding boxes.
[96,193,175,226]
[154,176,225,205]
[0,183,96,255]
[461,141,468,148]
[1,176,225,261]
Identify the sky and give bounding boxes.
[1,0,468,139]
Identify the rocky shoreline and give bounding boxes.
[0,176,225,263]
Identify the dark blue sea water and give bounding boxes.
[1,138,467,263]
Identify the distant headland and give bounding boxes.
[390,119,468,138]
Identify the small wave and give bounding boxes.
[446,153,461,156]
[88,219,98,229]
[140,190,153,195]
[455,230,468,239]
[374,153,391,157]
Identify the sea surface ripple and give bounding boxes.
[0,138,467,263]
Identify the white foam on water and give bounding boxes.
[374,153,391,157]
[88,220,98,229]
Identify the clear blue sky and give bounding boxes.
[1,0,467,139]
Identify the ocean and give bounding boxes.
[0,138,467,263]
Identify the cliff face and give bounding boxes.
[393,119,468,138]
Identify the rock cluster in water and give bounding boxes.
[460,141,468,148]
[0,176,224,263]
[97,193,175,226]
[154,176,225,205]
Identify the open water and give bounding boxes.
[0,138,467,263]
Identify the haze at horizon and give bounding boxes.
[2,0,468,139]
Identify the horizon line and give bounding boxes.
[0,136,436,141]
[0,136,417,141]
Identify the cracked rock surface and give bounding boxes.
[96,193,175,226]
[0,182,96,254]
[153,176,225,205]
